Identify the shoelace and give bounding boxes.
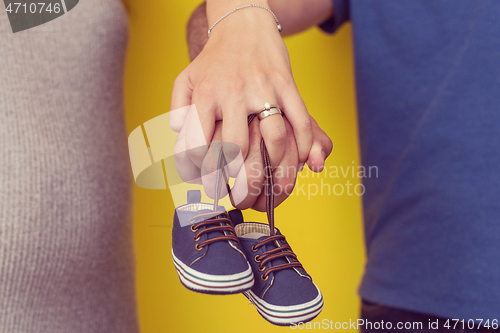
[189,146,239,251]
[247,114,304,281]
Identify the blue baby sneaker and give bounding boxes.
[172,190,254,294]
[226,129,323,325]
[229,209,324,326]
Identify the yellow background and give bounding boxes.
[123,0,365,332]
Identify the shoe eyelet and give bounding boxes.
[193,236,200,242]
[254,255,261,263]
[261,274,268,281]
[251,245,258,252]
[195,244,203,251]
[190,225,198,232]
[258,265,265,272]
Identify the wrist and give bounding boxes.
[207,3,283,41]
[206,0,271,26]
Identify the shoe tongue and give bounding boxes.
[262,237,291,268]
[205,215,230,240]
[176,206,226,227]
[192,208,230,240]
[255,235,268,242]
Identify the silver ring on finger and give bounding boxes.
[258,103,283,121]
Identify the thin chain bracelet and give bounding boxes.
[208,4,282,37]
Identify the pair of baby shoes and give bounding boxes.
[172,118,323,325]
[172,189,323,326]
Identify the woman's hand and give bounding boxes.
[170,0,313,177]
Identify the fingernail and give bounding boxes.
[321,150,326,160]
[298,163,304,173]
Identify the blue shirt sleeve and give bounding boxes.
[318,0,350,34]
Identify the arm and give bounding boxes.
[269,0,334,36]
[187,3,209,61]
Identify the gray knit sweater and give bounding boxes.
[0,1,138,332]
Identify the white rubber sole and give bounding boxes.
[243,284,324,326]
[172,248,254,294]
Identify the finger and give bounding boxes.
[279,86,313,164]
[252,117,297,211]
[259,110,287,169]
[272,118,299,206]
[230,118,264,210]
[201,121,223,199]
[170,70,193,132]
[173,123,202,184]
[201,141,230,200]
[185,103,215,169]
[200,122,244,201]
[307,116,333,173]
[221,102,249,177]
